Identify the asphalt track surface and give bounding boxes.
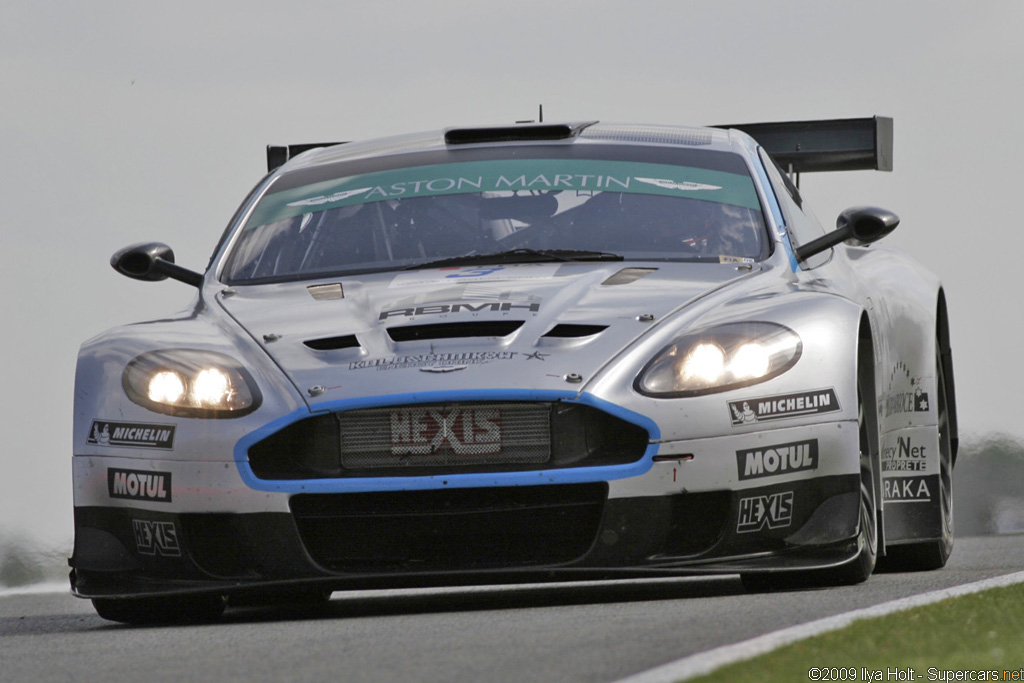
[2,535,1021,683]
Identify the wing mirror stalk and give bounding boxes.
[795,206,900,262]
[111,242,203,287]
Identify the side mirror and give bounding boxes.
[795,206,900,261]
[110,242,203,287]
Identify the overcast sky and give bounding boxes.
[3,1,1022,546]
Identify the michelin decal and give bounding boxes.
[728,389,840,426]
[88,421,175,450]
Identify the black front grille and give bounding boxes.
[290,483,607,572]
[248,402,648,480]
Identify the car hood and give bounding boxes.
[216,262,762,408]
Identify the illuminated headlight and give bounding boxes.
[636,322,802,397]
[123,350,261,417]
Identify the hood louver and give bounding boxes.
[388,321,523,342]
[602,268,658,286]
[304,335,361,351]
[542,324,608,338]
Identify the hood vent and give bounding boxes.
[388,321,523,342]
[307,283,345,300]
[543,324,607,338]
[304,334,361,351]
[602,268,657,286]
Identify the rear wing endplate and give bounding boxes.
[718,116,893,173]
[267,142,343,172]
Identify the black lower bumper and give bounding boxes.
[71,475,861,599]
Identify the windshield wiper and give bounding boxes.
[406,248,624,270]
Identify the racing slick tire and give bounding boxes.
[91,594,226,625]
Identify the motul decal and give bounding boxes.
[108,468,172,503]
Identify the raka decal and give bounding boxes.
[88,421,175,450]
[883,475,932,502]
[737,491,794,533]
[736,440,818,480]
[108,468,172,503]
[728,388,840,426]
[132,520,180,557]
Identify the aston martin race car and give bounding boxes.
[71,117,957,623]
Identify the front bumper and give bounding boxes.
[71,473,861,599]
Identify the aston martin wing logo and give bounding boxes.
[419,365,468,373]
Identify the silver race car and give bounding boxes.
[71,117,957,623]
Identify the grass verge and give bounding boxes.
[689,582,1024,682]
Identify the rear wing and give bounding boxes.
[717,116,893,173]
[267,117,893,175]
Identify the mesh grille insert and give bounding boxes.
[341,403,550,469]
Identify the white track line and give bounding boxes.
[617,570,1024,683]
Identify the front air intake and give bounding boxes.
[247,402,649,480]
[290,483,608,572]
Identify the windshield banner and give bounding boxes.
[246,159,760,229]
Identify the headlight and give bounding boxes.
[123,350,261,418]
[635,322,802,397]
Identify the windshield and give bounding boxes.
[222,154,768,284]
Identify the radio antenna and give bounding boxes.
[515,105,546,125]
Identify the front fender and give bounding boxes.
[586,291,865,443]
